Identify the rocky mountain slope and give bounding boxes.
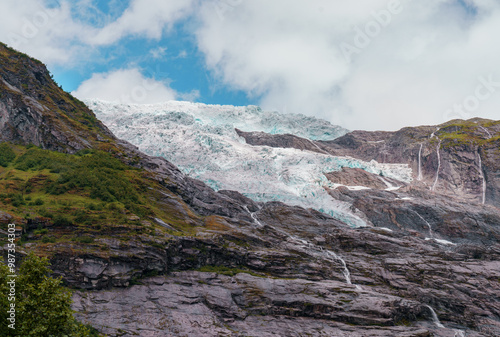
[1,42,499,337]
[239,120,500,207]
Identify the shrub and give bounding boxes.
[41,235,56,243]
[10,194,25,207]
[53,214,73,226]
[76,236,94,244]
[16,148,139,204]
[0,143,16,167]
[33,228,48,235]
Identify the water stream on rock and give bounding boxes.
[477,150,486,205]
[244,206,264,227]
[289,236,354,285]
[430,127,440,139]
[431,139,442,192]
[418,144,423,181]
[479,125,492,139]
[243,207,357,287]
[414,211,433,238]
[425,305,445,328]
[322,247,354,287]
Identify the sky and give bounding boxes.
[1,0,500,131]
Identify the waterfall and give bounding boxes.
[414,211,433,239]
[479,125,492,139]
[454,330,466,337]
[430,127,440,139]
[244,206,265,227]
[289,236,356,286]
[323,247,362,289]
[244,206,357,287]
[425,305,445,328]
[477,150,486,205]
[322,247,352,285]
[250,212,264,227]
[431,140,442,191]
[417,144,423,181]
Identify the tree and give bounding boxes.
[0,253,98,336]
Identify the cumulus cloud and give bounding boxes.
[0,0,195,65]
[2,0,500,130]
[86,0,195,45]
[0,0,92,65]
[72,68,178,103]
[195,0,500,130]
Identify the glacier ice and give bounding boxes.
[87,99,413,228]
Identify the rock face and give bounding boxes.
[68,204,500,336]
[235,128,330,154]
[1,42,500,336]
[321,122,500,207]
[238,119,500,207]
[325,167,403,190]
[0,43,117,153]
[73,272,434,337]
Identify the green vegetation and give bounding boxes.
[15,147,139,204]
[0,253,101,336]
[436,119,500,148]
[197,265,265,278]
[0,143,16,167]
[0,143,200,251]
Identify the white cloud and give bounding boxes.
[85,0,195,45]
[0,0,92,65]
[0,0,195,65]
[150,46,167,59]
[2,0,500,130]
[72,68,178,104]
[195,0,500,130]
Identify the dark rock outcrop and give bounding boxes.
[236,128,329,154]
[73,272,435,337]
[238,119,500,207]
[0,43,117,153]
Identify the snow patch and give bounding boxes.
[425,238,456,246]
[331,184,371,191]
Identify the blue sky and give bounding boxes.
[51,2,254,106]
[1,0,499,131]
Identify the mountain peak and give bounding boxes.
[0,42,115,153]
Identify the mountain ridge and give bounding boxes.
[0,42,499,337]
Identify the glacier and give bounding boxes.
[87,100,413,228]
